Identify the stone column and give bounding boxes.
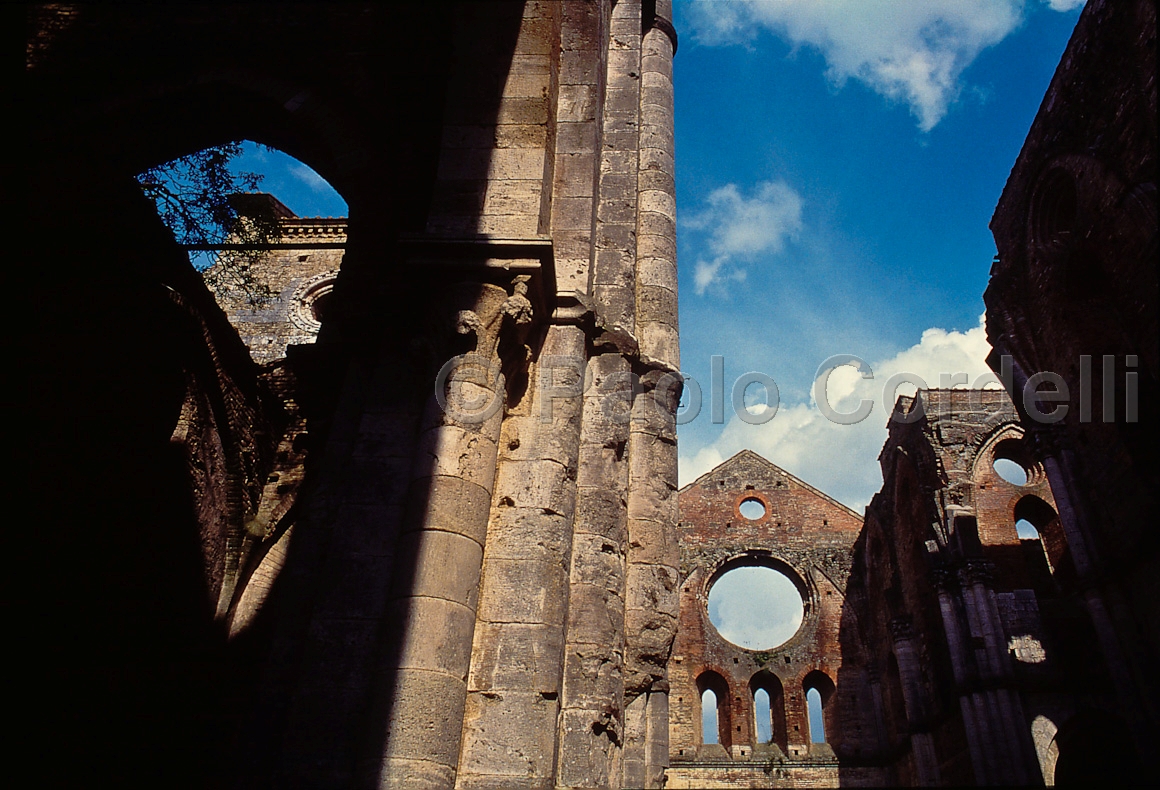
[934,571,990,784]
[556,351,633,789]
[554,1,642,783]
[889,620,941,786]
[372,280,532,789]
[635,0,679,373]
[455,325,585,790]
[622,3,681,785]
[1034,431,1152,763]
[958,561,1036,785]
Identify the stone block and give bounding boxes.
[492,458,575,518]
[564,583,625,645]
[403,475,491,545]
[390,596,477,677]
[458,691,559,779]
[561,49,599,85]
[379,668,467,766]
[561,645,625,710]
[477,556,569,625]
[555,121,598,153]
[636,283,677,326]
[570,531,626,589]
[558,84,599,123]
[468,621,565,693]
[574,487,628,543]
[625,563,679,616]
[484,508,571,562]
[627,516,678,567]
[556,707,618,788]
[394,529,484,609]
[551,196,595,231]
[556,152,597,198]
[413,423,498,490]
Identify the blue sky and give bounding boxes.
[216,0,1085,514]
[673,0,1085,509]
[232,144,348,218]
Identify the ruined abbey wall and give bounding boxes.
[985,0,1158,776]
[26,3,680,788]
[22,0,1158,787]
[666,451,886,788]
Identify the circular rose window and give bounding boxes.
[707,565,804,650]
[289,271,338,334]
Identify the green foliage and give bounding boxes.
[138,141,280,304]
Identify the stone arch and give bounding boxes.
[1014,494,1074,585]
[750,670,788,751]
[697,670,733,750]
[803,669,837,744]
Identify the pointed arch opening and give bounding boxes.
[803,670,836,744]
[1015,494,1074,586]
[697,671,732,749]
[750,670,787,751]
[138,140,349,365]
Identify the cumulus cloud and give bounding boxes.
[686,0,1085,131]
[679,314,1002,510]
[687,180,803,294]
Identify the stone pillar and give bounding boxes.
[889,620,941,786]
[554,0,643,782]
[556,352,633,789]
[373,280,532,789]
[455,326,585,790]
[1035,431,1152,758]
[959,562,1036,785]
[621,4,680,785]
[635,0,679,372]
[934,572,990,784]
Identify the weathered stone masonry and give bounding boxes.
[23,0,1159,787]
[26,3,679,788]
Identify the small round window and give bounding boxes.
[738,497,766,520]
[708,565,803,650]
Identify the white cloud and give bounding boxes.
[290,163,331,192]
[679,314,1002,510]
[687,180,803,294]
[694,256,748,294]
[686,0,1084,131]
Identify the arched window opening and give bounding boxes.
[806,688,825,743]
[993,458,1028,486]
[138,140,348,365]
[989,436,1036,486]
[701,688,719,745]
[802,671,836,745]
[1014,495,1074,585]
[754,688,771,742]
[749,670,787,750]
[1016,519,1040,539]
[697,671,732,749]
